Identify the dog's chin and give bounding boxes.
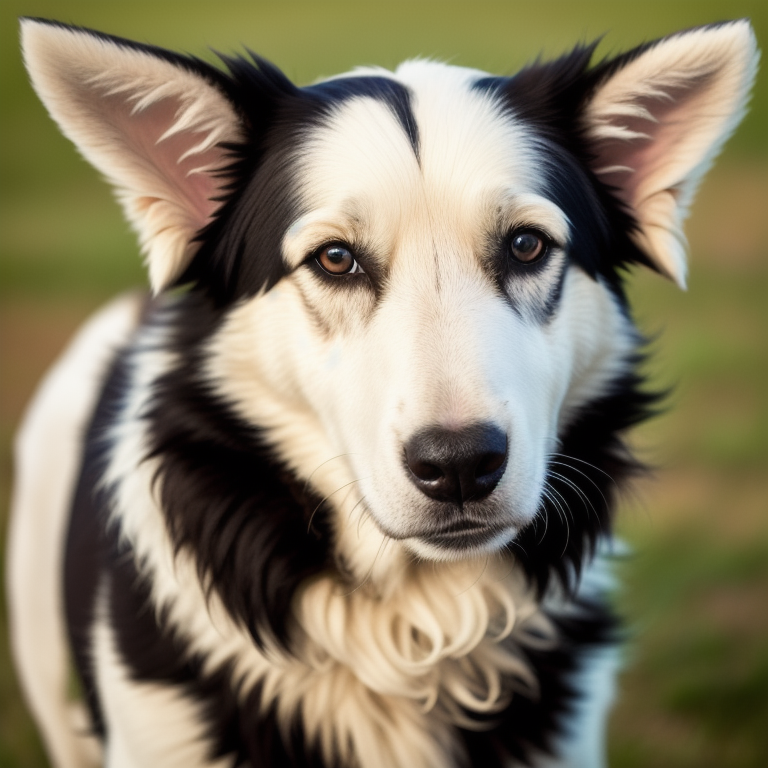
[403,524,519,562]
[363,482,541,562]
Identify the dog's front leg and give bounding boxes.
[92,597,230,768]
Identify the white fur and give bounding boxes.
[7,293,143,768]
[531,549,623,768]
[90,585,232,768]
[533,645,621,768]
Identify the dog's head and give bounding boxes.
[22,20,757,576]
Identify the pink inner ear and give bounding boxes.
[593,76,714,207]
[102,92,228,230]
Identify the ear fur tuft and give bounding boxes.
[21,18,245,293]
[584,20,759,288]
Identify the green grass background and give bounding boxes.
[1,1,766,766]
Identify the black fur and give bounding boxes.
[308,76,420,158]
[181,59,419,306]
[475,46,657,292]
[458,602,618,766]
[490,235,570,323]
[516,365,659,594]
[65,349,136,739]
[108,538,329,767]
[144,295,334,649]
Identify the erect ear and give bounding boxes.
[21,18,245,293]
[584,21,759,288]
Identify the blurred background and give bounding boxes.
[0,1,765,766]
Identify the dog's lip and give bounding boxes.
[431,517,495,535]
[418,519,511,548]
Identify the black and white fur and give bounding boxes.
[7,18,758,768]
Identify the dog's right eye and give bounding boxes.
[315,244,364,276]
[508,228,550,265]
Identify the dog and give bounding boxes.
[7,17,757,768]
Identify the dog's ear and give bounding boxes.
[21,18,245,293]
[584,21,759,288]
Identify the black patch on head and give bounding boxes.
[537,259,568,321]
[306,75,420,158]
[474,44,657,292]
[457,600,618,766]
[515,363,660,594]
[178,53,305,307]
[144,293,333,649]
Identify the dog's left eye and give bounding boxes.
[315,244,364,276]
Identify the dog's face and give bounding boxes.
[206,62,637,560]
[22,20,757,566]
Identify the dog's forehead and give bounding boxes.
[294,61,544,225]
[396,60,539,183]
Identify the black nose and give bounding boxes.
[404,423,508,505]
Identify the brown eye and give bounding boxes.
[509,230,548,264]
[316,244,360,275]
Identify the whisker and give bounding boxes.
[342,535,390,597]
[543,482,571,526]
[306,477,366,534]
[547,468,602,528]
[548,459,611,511]
[356,499,376,538]
[338,484,357,509]
[503,537,529,565]
[543,481,571,556]
[456,555,490,596]
[548,452,617,486]
[303,452,357,494]
[533,497,550,544]
[346,494,368,526]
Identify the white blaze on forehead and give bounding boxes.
[284,61,554,270]
[282,93,421,271]
[396,60,541,203]
[296,95,421,212]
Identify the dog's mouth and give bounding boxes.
[416,518,513,551]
